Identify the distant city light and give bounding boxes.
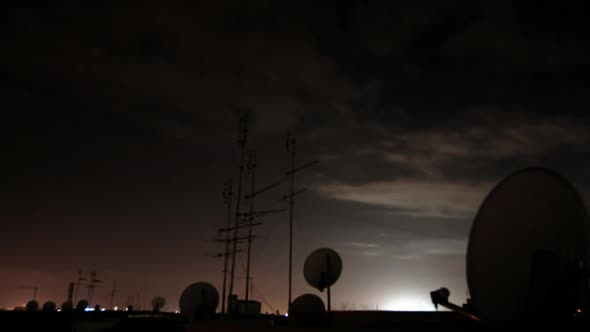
[285,313,288,317]
[114,306,118,311]
[577,309,582,313]
[101,308,106,312]
[383,295,434,311]
[84,308,95,312]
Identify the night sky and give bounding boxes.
[2,2,590,312]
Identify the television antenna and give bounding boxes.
[74,269,87,303]
[285,133,318,311]
[228,113,249,306]
[86,270,101,306]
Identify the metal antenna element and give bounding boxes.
[284,133,318,313]
[229,113,248,311]
[220,177,233,316]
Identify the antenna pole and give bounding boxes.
[245,152,256,313]
[287,134,295,312]
[221,178,233,316]
[33,286,38,301]
[327,286,331,313]
[67,282,74,303]
[74,269,86,303]
[229,113,248,312]
[109,281,117,310]
[87,271,100,307]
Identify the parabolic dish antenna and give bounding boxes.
[179,282,219,321]
[289,294,325,325]
[76,300,88,311]
[467,168,590,322]
[25,300,38,312]
[152,296,166,312]
[61,301,73,311]
[42,301,56,311]
[304,248,342,291]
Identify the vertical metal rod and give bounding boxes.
[287,136,295,312]
[245,152,256,313]
[327,286,331,313]
[229,114,248,312]
[33,286,38,301]
[221,178,233,316]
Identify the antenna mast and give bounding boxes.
[109,281,118,310]
[87,271,101,307]
[220,177,233,316]
[245,151,256,311]
[74,269,86,303]
[285,133,318,312]
[228,113,248,310]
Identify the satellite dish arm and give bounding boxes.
[430,288,480,321]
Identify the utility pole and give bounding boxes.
[229,113,248,311]
[33,286,38,301]
[221,177,233,316]
[285,133,318,313]
[245,152,256,313]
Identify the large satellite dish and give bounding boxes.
[304,248,342,312]
[467,168,590,322]
[179,282,219,321]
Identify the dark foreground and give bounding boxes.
[0,310,588,332]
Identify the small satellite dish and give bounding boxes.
[179,282,219,321]
[152,296,166,312]
[76,299,88,311]
[61,301,73,311]
[304,248,342,291]
[289,294,325,325]
[467,168,590,322]
[42,301,57,311]
[25,300,39,312]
